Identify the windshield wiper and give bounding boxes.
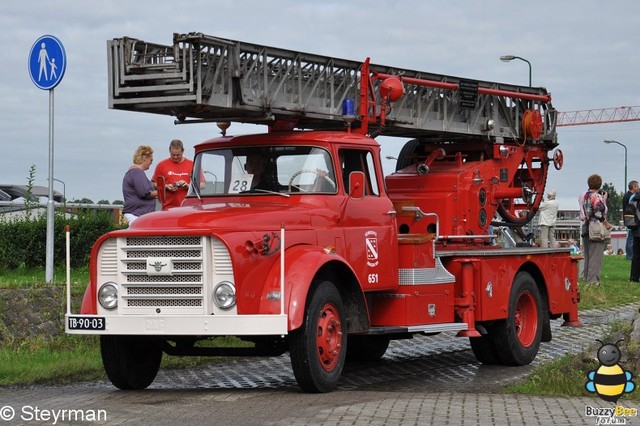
[248,189,290,197]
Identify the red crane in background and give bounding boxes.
[557,106,640,126]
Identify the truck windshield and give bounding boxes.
[190,146,336,196]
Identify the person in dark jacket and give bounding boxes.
[622,180,638,260]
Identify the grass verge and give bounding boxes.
[0,335,252,386]
[0,265,89,296]
[578,254,640,310]
[502,255,640,399]
[505,320,640,401]
[0,336,104,386]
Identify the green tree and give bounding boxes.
[24,164,38,215]
[602,182,622,225]
[72,198,94,204]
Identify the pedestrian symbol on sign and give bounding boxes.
[29,35,66,90]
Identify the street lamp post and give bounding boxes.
[500,55,532,87]
[48,177,66,210]
[604,140,628,191]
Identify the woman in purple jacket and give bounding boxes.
[122,145,158,225]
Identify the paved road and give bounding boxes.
[1,305,639,425]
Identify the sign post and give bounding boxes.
[28,35,66,284]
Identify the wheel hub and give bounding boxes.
[316,303,343,371]
[514,292,537,347]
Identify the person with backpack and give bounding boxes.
[580,174,610,285]
[622,180,638,261]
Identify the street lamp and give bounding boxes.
[604,140,628,191]
[500,55,532,87]
[48,177,66,210]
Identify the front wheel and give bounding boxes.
[289,280,346,393]
[493,272,543,365]
[100,335,163,390]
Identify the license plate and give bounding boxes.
[68,316,106,331]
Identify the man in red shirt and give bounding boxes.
[153,139,193,209]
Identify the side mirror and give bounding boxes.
[348,171,365,199]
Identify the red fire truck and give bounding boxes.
[66,32,581,393]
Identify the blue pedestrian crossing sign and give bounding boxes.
[28,35,66,90]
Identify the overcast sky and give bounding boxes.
[2,1,640,209]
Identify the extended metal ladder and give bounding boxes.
[108,32,556,142]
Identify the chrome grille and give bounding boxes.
[120,236,207,314]
[127,262,146,270]
[126,249,201,258]
[127,299,202,307]
[127,274,202,283]
[100,239,117,275]
[174,262,201,271]
[127,286,202,295]
[213,239,233,274]
[127,236,201,246]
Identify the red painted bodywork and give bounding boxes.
[81,129,580,333]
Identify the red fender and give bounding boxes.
[79,283,96,314]
[261,245,360,332]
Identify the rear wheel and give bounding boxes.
[101,335,163,390]
[469,323,501,365]
[493,272,543,365]
[346,335,390,362]
[289,280,346,393]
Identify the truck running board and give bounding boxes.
[364,322,468,336]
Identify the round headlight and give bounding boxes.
[98,282,118,310]
[213,281,236,309]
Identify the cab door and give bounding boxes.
[339,148,398,291]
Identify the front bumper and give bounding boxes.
[65,313,288,336]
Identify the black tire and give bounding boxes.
[346,335,390,363]
[395,139,422,171]
[469,323,501,365]
[289,280,347,393]
[492,272,543,365]
[100,335,163,390]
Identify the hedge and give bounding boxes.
[0,210,123,269]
